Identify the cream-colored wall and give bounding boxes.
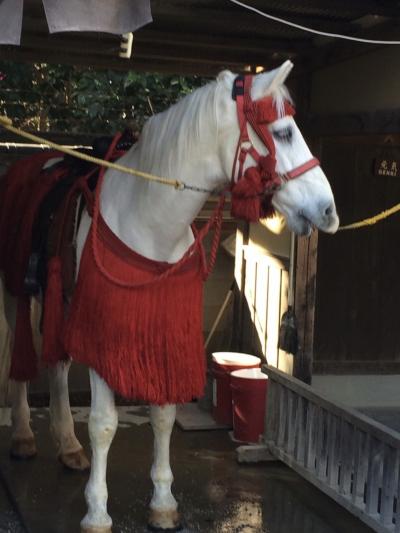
[311,47,400,114]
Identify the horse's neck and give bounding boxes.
[100,145,224,263]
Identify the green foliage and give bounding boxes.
[0,62,208,133]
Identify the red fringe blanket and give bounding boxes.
[63,214,207,404]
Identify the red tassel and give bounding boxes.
[42,256,65,366]
[9,297,38,381]
[231,167,264,222]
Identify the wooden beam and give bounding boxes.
[293,230,319,384]
[0,45,249,76]
[308,18,400,72]
[19,33,278,67]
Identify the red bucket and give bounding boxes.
[212,352,260,426]
[231,368,268,443]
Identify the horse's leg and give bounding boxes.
[3,286,37,459]
[9,380,37,459]
[81,369,117,533]
[48,360,90,470]
[148,404,182,531]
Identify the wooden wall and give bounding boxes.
[234,221,292,374]
[314,134,400,374]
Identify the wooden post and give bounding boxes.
[293,230,318,384]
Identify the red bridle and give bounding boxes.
[230,75,320,222]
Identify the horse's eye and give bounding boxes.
[273,127,293,143]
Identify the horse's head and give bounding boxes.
[216,61,339,236]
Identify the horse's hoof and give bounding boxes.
[10,437,37,460]
[81,527,112,533]
[59,448,90,471]
[148,509,183,532]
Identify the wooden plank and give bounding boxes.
[266,266,282,368]
[326,414,340,488]
[395,461,400,533]
[233,223,249,352]
[365,436,383,516]
[339,420,355,497]
[293,230,318,384]
[352,429,369,507]
[286,390,296,455]
[380,445,398,526]
[294,396,306,464]
[264,366,400,450]
[316,407,328,480]
[254,259,268,357]
[304,402,317,471]
[264,380,278,443]
[277,386,288,449]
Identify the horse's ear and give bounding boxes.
[268,60,293,93]
[252,60,294,100]
[217,70,235,86]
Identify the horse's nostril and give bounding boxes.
[325,205,333,216]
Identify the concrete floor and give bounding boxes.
[0,406,373,533]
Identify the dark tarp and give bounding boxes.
[0,0,24,45]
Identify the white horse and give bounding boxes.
[3,60,339,532]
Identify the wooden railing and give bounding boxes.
[263,365,400,533]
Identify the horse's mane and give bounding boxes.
[132,73,293,179]
[134,79,220,178]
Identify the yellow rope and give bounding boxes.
[0,116,183,189]
[2,115,399,231]
[339,202,400,230]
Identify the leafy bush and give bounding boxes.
[0,62,208,133]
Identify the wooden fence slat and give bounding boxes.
[352,429,369,507]
[316,408,328,480]
[339,419,354,497]
[304,402,317,471]
[294,396,306,464]
[395,455,400,533]
[366,436,383,516]
[277,385,288,448]
[265,380,278,443]
[380,444,398,526]
[286,390,296,454]
[326,413,340,488]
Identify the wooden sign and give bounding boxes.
[374,157,399,177]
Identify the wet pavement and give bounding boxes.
[0,406,373,533]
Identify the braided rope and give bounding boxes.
[339,203,400,230]
[0,115,182,189]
